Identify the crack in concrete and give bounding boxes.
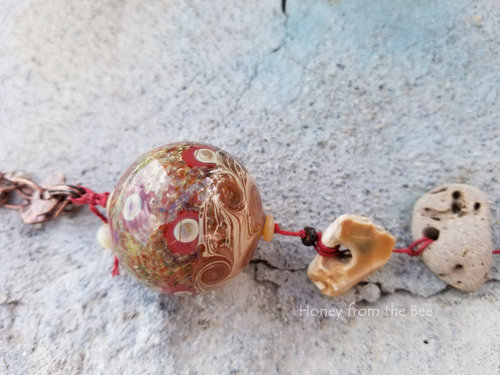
[224,7,290,122]
[250,259,306,300]
[0,299,20,336]
[251,258,499,302]
[251,262,281,290]
[281,0,287,15]
[250,258,280,270]
[250,257,306,272]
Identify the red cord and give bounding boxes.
[70,186,120,276]
[313,232,342,257]
[273,223,305,238]
[273,222,499,257]
[274,223,342,257]
[70,187,110,223]
[112,255,120,277]
[393,237,435,256]
[394,239,500,256]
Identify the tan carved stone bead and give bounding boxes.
[307,214,395,297]
[411,184,493,291]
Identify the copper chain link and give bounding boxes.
[0,171,84,224]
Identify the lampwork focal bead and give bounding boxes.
[108,143,266,295]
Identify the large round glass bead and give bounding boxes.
[108,143,266,295]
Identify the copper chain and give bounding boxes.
[0,171,84,224]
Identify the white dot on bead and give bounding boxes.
[194,149,217,164]
[123,194,141,221]
[173,219,199,243]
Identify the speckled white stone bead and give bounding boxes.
[412,184,493,291]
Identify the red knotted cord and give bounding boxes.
[313,232,343,257]
[393,237,435,256]
[273,222,500,257]
[69,188,500,277]
[70,187,120,276]
[70,187,110,224]
[274,223,342,257]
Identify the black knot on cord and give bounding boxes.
[301,226,318,247]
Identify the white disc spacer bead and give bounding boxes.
[97,223,113,250]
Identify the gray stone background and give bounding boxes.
[1,0,499,374]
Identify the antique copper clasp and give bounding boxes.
[0,172,84,224]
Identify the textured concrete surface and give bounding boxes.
[1,0,499,374]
